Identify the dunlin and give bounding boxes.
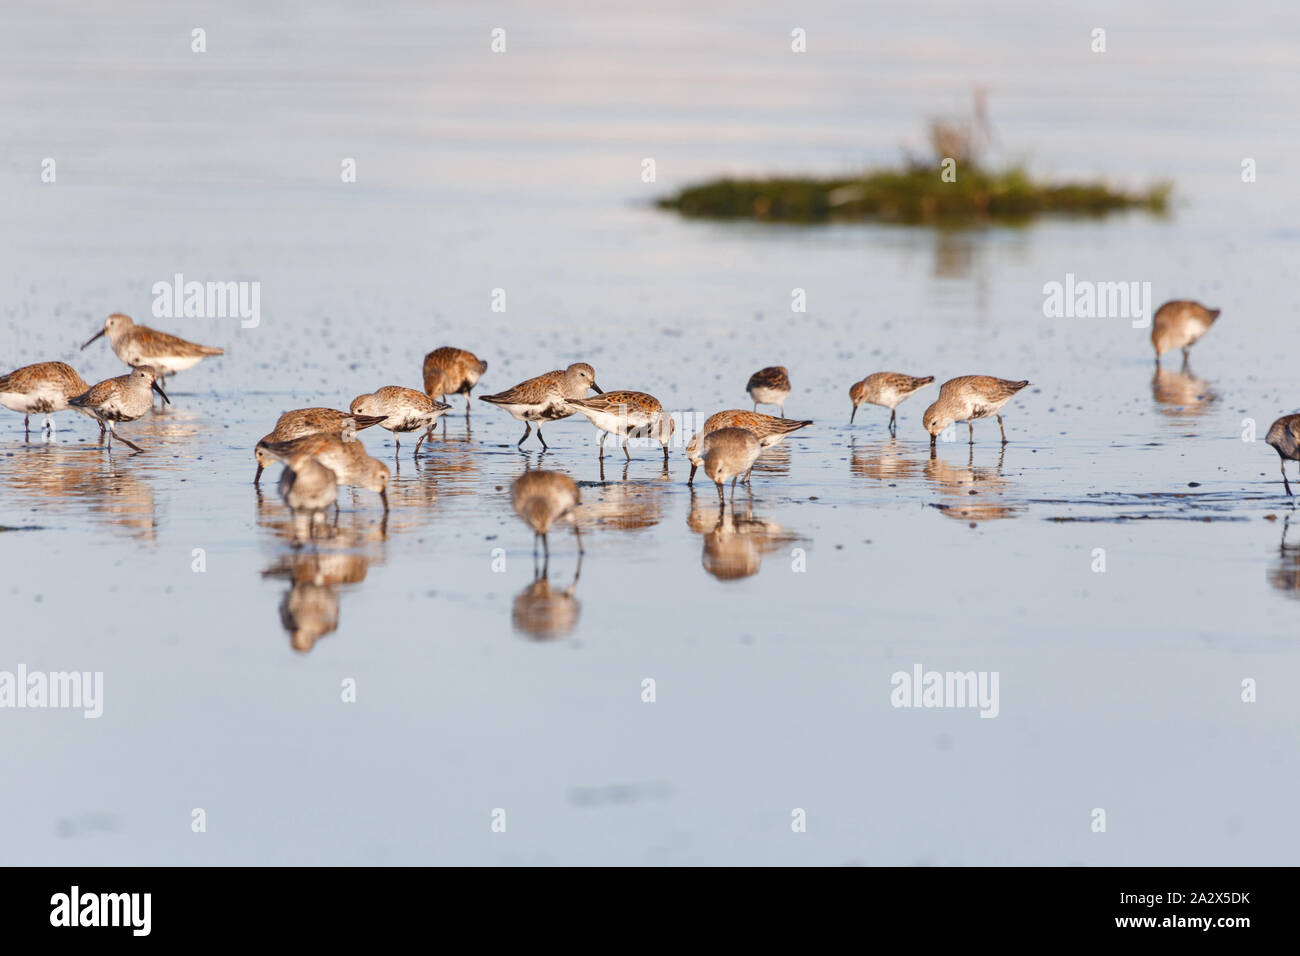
[479,362,602,449]
[684,410,812,484]
[253,407,386,483]
[257,432,390,511]
[68,366,169,452]
[261,448,339,531]
[849,372,934,432]
[701,427,762,500]
[922,376,1030,448]
[350,386,452,457]
[0,361,93,437]
[1151,300,1220,367]
[567,390,675,462]
[82,313,224,388]
[422,347,489,411]
[511,469,582,560]
[1265,414,1300,496]
[746,366,791,416]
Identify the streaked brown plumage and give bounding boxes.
[350,386,452,457]
[511,469,582,560]
[253,407,386,484]
[567,390,675,462]
[81,313,224,387]
[922,375,1030,448]
[1151,300,1220,366]
[257,432,391,511]
[261,448,339,531]
[1266,414,1300,496]
[480,363,602,449]
[0,361,94,436]
[422,347,489,410]
[68,366,170,452]
[685,410,812,483]
[849,372,934,430]
[746,366,791,416]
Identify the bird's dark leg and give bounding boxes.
[968,421,974,444]
[537,425,548,451]
[661,441,669,464]
[517,422,532,447]
[414,429,429,456]
[998,415,1007,443]
[599,432,606,460]
[688,462,697,484]
[1282,458,1293,497]
[622,436,630,462]
[23,415,29,439]
[889,409,897,433]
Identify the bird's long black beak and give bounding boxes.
[81,329,105,350]
[591,383,603,394]
[380,489,389,512]
[152,380,170,405]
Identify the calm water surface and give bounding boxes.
[1,1,1297,864]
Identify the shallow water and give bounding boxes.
[1,2,1298,865]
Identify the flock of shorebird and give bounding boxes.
[2,297,1299,555]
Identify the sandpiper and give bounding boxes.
[923,376,1030,449]
[350,386,452,457]
[1265,414,1300,496]
[257,432,390,511]
[566,390,675,462]
[479,362,602,449]
[684,410,812,484]
[1151,300,1221,367]
[422,347,489,411]
[0,361,94,437]
[68,366,169,452]
[849,372,934,432]
[263,448,339,532]
[511,469,582,560]
[253,407,386,483]
[82,313,224,388]
[702,427,762,501]
[746,366,791,416]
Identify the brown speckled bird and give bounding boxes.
[746,366,791,416]
[350,386,452,457]
[511,469,583,561]
[479,363,602,449]
[922,376,1030,448]
[849,372,934,432]
[253,407,386,484]
[567,390,675,462]
[1151,300,1220,367]
[82,313,224,389]
[422,346,489,411]
[684,410,812,484]
[1266,414,1300,496]
[0,361,94,437]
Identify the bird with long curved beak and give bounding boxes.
[82,312,224,392]
[68,366,169,453]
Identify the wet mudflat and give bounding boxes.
[1,1,1297,864]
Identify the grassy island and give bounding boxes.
[657,96,1170,225]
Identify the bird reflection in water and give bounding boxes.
[849,436,928,483]
[257,496,389,652]
[0,444,159,541]
[1151,365,1218,423]
[512,558,582,640]
[924,445,1023,524]
[584,460,670,531]
[687,491,800,581]
[1266,516,1300,599]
